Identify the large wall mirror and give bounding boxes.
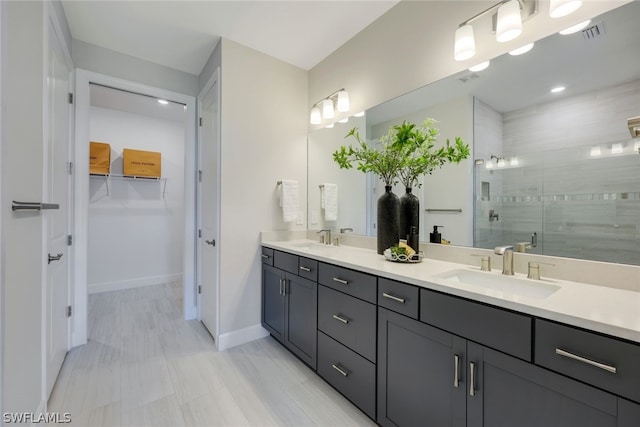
[308,1,640,265]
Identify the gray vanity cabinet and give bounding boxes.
[261,252,317,369]
[377,307,466,427]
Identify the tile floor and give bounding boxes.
[48,282,376,426]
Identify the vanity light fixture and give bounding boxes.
[550,86,566,93]
[509,42,534,56]
[309,89,350,125]
[454,0,538,62]
[469,61,490,72]
[157,99,169,105]
[559,19,591,35]
[549,0,582,18]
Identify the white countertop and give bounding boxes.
[262,239,640,345]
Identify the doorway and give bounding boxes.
[72,71,198,347]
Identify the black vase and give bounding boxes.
[399,187,420,240]
[377,186,400,254]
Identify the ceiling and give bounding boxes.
[61,1,399,75]
[367,1,640,126]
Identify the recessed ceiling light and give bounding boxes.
[157,99,169,105]
[509,43,534,56]
[550,86,566,93]
[559,19,591,35]
[469,61,490,72]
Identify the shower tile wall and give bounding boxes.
[475,79,640,264]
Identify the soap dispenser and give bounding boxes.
[407,226,419,252]
[430,225,443,244]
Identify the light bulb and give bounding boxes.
[337,90,350,112]
[496,0,523,43]
[454,25,476,61]
[550,0,582,18]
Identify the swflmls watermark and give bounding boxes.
[3,412,71,424]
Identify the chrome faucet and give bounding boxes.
[340,227,354,234]
[494,245,514,275]
[318,229,331,245]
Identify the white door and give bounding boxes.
[45,22,71,398]
[197,75,220,339]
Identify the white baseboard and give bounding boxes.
[88,273,182,294]
[217,324,269,352]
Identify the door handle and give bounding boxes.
[469,362,476,397]
[205,239,215,246]
[48,253,63,264]
[13,201,59,211]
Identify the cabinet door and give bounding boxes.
[262,264,285,342]
[284,273,317,369]
[378,308,466,427]
[467,342,620,427]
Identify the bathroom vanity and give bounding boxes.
[261,239,640,426]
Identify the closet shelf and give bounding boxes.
[90,173,167,197]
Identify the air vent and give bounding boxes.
[582,22,605,40]
[457,73,480,83]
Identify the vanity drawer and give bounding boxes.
[261,247,274,266]
[317,331,376,420]
[378,278,419,319]
[298,257,318,282]
[274,250,298,275]
[420,288,532,361]
[318,285,376,362]
[535,319,640,403]
[318,263,377,303]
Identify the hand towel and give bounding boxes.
[279,180,299,223]
[322,183,338,221]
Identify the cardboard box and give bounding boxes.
[89,141,111,175]
[123,148,162,178]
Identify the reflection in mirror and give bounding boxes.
[307,1,640,265]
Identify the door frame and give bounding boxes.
[196,67,221,343]
[71,70,197,346]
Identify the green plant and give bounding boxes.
[333,118,470,187]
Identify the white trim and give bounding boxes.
[88,273,182,294]
[217,324,269,352]
[196,67,221,344]
[72,69,197,347]
[0,0,4,417]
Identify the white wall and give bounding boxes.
[309,1,629,119]
[307,115,367,234]
[88,106,186,293]
[72,39,199,97]
[217,38,308,339]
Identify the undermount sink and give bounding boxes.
[436,269,561,299]
[290,241,332,251]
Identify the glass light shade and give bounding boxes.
[497,158,506,168]
[337,90,350,112]
[469,61,490,72]
[590,146,602,157]
[310,107,322,125]
[559,19,590,35]
[549,0,582,18]
[509,42,534,56]
[454,25,476,61]
[510,157,519,166]
[496,0,523,43]
[322,99,335,119]
[486,162,494,169]
[611,143,623,154]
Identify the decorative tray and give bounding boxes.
[383,248,423,263]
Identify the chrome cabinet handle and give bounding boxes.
[261,254,270,259]
[469,362,476,397]
[48,253,63,264]
[382,292,406,304]
[12,200,59,211]
[332,277,349,285]
[282,279,287,296]
[279,279,285,296]
[555,348,617,374]
[205,239,215,246]
[332,314,350,324]
[299,266,311,272]
[332,364,349,377]
[454,354,460,388]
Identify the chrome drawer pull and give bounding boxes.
[261,254,270,259]
[332,364,349,377]
[469,362,476,397]
[332,314,350,324]
[454,354,460,388]
[332,277,349,285]
[555,348,617,374]
[299,266,312,272]
[382,292,406,304]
